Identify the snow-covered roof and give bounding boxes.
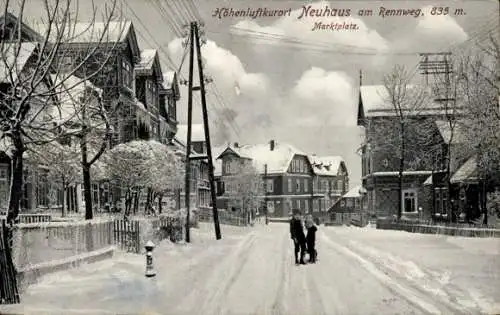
[342,185,363,198]
[358,85,445,119]
[30,20,132,43]
[176,124,206,145]
[47,75,102,124]
[163,71,176,88]
[435,120,467,145]
[216,141,308,174]
[309,155,345,176]
[137,49,156,69]
[450,157,477,184]
[0,42,37,83]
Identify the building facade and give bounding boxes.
[0,13,180,214]
[357,83,484,221]
[214,140,349,218]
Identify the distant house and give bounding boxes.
[309,155,349,214]
[175,124,211,212]
[214,140,349,218]
[328,185,366,214]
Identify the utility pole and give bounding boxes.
[419,52,453,220]
[264,164,269,225]
[194,22,222,240]
[183,22,195,243]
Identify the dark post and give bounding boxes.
[184,22,195,243]
[264,164,269,225]
[194,22,222,240]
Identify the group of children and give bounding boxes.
[289,209,318,265]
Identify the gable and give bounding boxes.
[0,12,44,42]
[287,154,312,174]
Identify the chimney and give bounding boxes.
[234,142,239,148]
[269,140,275,151]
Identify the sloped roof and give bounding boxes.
[216,141,308,174]
[137,49,156,69]
[309,155,345,176]
[343,185,363,198]
[435,120,467,144]
[136,49,163,81]
[0,42,37,83]
[48,74,102,125]
[358,85,445,119]
[450,157,478,184]
[29,20,132,43]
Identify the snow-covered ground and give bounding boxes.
[326,225,500,314]
[1,223,499,314]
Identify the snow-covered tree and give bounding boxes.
[456,36,500,224]
[104,140,183,217]
[224,161,264,223]
[26,141,80,216]
[0,0,122,224]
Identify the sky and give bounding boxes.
[5,0,499,187]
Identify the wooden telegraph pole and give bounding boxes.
[184,22,195,243]
[183,22,222,240]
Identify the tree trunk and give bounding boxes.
[158,193,163,214]
[80,136,93,220]
[61,181,67,218]
[398,123,405,220]
[6,136,25,225]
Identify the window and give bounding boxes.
[346,198,353,208]
[266,179,274,193]
[337,180,343,193]
[313,199,319,212]
[267,201,274,214]
[122,60,132,89]
[296,179,300,192]
[288,178,293,193]
[304,179,308,192]
[305,199,309,212]
[402,189,418,213]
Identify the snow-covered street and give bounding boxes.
[1,223,499,315]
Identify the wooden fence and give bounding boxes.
[113,220,140,254]
[0,214,52,225]
[376,218,500,238]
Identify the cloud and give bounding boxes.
[393,5,468,51]
[167,37,270,144]
[289,67,357,126]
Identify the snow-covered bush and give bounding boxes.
[104,140,183,216]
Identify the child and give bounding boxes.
[305,215,318,263]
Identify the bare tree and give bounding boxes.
[223,162,264,224]
[373,65,434,219]
[0,0,124,224]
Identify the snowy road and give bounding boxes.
[1,223,498,315]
